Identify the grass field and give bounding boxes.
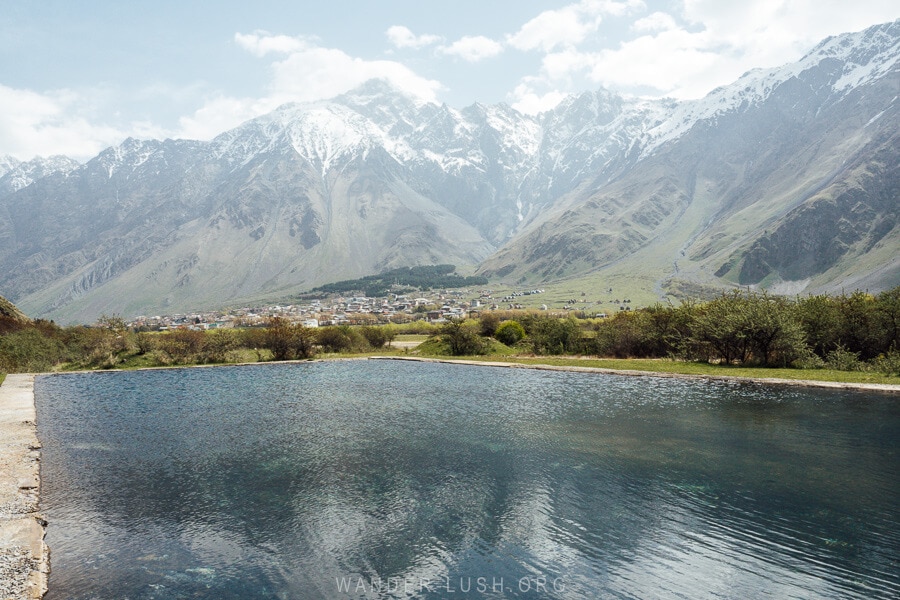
[424,355,900,386]
[18,345,899,388]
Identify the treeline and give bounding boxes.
[309,264,488,297]
[0,316,397,374]
[2,287,899,376]
[436,288,900,375]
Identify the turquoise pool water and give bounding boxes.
[36,361,899,598]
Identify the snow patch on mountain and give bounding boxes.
[0,156,22,179]
[640,20,900,158]
[0,155,80,194]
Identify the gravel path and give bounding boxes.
[0,374,47,600]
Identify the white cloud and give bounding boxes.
[632,11,678,33]
[507,2,600,52]
[231,31,441,105]
[170,32,446,139]
[507,0,645,52]
[175,95,263,141]
[439,36,504,62]
[509,82,567,115]
[587,28,722,97]
[541,48,594,81]
[234,30,310,57]
[510,0,899,101]
[385,25,441,49]
[0,29,447,159]
[678,0,899,70]
[0,84,130,160]
[265,45,442,103]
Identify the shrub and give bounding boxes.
[316,326,355,353]
[824,346,862,371]
[791,350,826,370]
[441,319,485,356]
[360,325,395,349]
[317,325,370,353]
[0,328,68,373]
[156,329,206,363]
[836,291,882,360]
[136,332,157,354]
[395,320,439,335]
[479,312,500,337]
[201,329,241,363]
[264,317,316,360]
[494,320,525,346]
[591,312,652,358]
[871,350,900,376]
[522,315,581,355]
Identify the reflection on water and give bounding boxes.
[36,361,899,599]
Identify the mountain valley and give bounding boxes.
[1,20,897,322]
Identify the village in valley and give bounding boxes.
[125,287,632,332]
[127,289,543,331]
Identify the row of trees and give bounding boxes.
[0,316,397,374]
[2,287,899,375]
[439,288,900,374]
[309,264,488,297]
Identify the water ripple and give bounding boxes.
[36,361,900,599]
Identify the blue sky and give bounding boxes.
[1,0,896,160]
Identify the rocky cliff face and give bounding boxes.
[729,128,899,288]
[1,20,897,321]
[479,19,900,297]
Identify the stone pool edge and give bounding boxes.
[369,356,900,393]
[0,374,48,600]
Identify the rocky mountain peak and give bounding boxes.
[1,21,897,322]
[0,155,22,178]
[0,154,80,195]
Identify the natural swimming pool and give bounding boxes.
[36,360,899,598]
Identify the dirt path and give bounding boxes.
[389,340,423,349]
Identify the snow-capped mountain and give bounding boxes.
[1,19,897,321]
[0,155,80,196]
[480,19,899,293]
[0,156,21,178]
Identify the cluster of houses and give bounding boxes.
[126,290,517,331]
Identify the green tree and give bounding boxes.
[317,326,355,353]
[201,329,241,363]
[689,291,751,363]
[522,315,582,355]
[479,312,500,337]
[441,319,485,355]
[739,293,806,366]
[361,325,394,349]
[265,317,316,360]
[836,291,881,360]
[874,287,900,353]
[688,291,809,366]
[794,294,842,357]
[494,320,525,346]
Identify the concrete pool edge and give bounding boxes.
[369,356,900,393]
[0,374,48,600]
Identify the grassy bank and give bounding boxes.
[424,355,900,386]
[3,287,899,388]
[11,349,900,388]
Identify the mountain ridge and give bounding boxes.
[1,19,897,322]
